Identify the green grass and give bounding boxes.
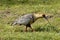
[0,32,60,40]
[0,0,60,40]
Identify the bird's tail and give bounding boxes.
[11,21,17,26]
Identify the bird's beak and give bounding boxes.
[44,15,53,22]
[42,14,53,20]
[44,16,48,20]
[45,15,53,19]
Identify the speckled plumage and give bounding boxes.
[12,13,34,26]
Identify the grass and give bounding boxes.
[0,0,60,40]
[0,32,60,40]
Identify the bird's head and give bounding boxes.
[34,12,53,20]
[42,14,53,20]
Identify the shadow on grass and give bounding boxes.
[35,25,60,33]
[14,25,60,32]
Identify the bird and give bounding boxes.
[11,12,52,32]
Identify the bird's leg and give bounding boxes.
[25,26,28,32]
[26,24,35,32]
[29,26,35,32]
[28,24,35,32]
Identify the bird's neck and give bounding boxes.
[33,13,43,19]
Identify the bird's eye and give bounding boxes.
[42,14,45,17]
